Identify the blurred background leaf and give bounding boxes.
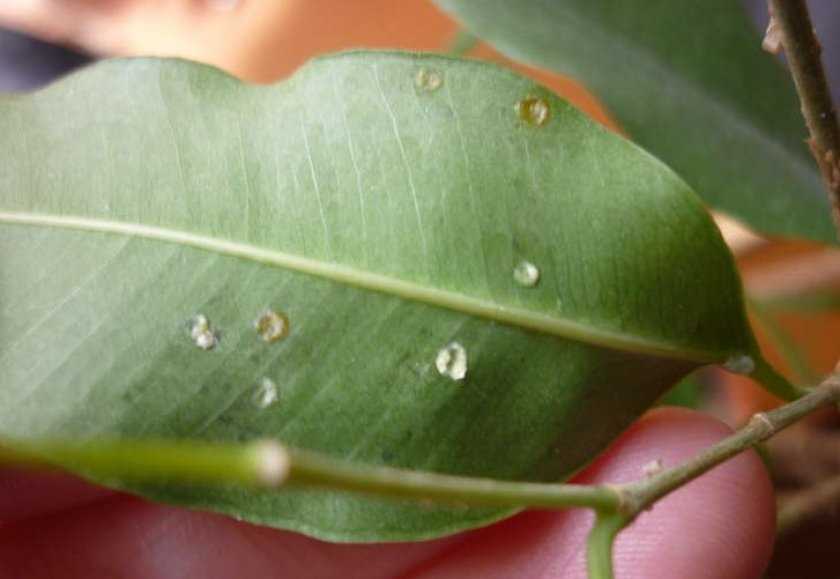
[434,0,838,245]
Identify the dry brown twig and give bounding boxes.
[768,0,840,236]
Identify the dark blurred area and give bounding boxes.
[0,28,89,91]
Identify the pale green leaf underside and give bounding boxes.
[436,0,837,244]
[0,53,751,541]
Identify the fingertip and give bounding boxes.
[0,469,114,522]
[0,496,456,579]
[412,407,775,579]
[577,407,776,579]
[0,409,776,579]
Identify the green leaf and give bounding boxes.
[658,375,703,409]
[1,53,755,541]
[434,0,837,245]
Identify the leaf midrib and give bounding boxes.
[0,210,722,363]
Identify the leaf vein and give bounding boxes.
[0,211,722,363]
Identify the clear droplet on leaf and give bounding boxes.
[254,309,290,343]
[190,314,218,351]
[436,341,468,381]
[253,377,279,409]
[724,354,755,375]
[415,68,443,92]
[515,96,550,127]
[513,260,540,287]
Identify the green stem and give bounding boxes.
[0,438,619,511]
[287,447,619,510]
[2,373,838,517]
[0,438,288,488]
[750,354,807,401]
[623,372,840,511]
[586,512,626,579]
[1,372,838,579]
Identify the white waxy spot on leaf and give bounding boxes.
[415,68,443,92]
[435,341,468,381]
[190,314,218,351]
[254,309,290,343]
[253,377,279,409]
[513,260,540,287]
[724,354,755,375]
